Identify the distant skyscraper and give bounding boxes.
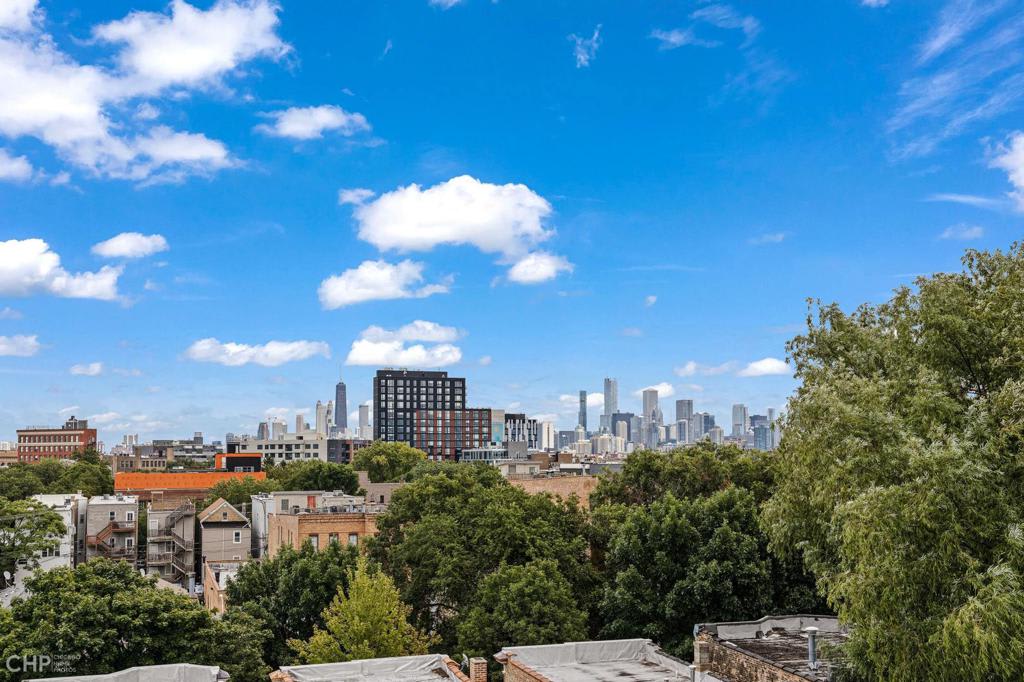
[358,403,371,440]
[257,421,269,440]
[642,389,661,424]
[578,390,587,431]
[271,419,285,440]
[675,399,693,423]
[315,400,329,435]
[767,407,778,449]
[603,378,618,430]
[335,373,348,430]
[731,404,749,437]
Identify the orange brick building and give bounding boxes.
[267,510,379,557]
[115,471,267,502]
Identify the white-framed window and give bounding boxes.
[348,533,358,546]
[233,531,242,544]
[108,511,115,521]
[309,534,319,551]
[125,538,134,549]
[126,511,135,522]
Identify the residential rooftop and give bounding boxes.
[32,664,228,682]
[273,654,470,681]
[695,615,848,682]
[495,639,694,681]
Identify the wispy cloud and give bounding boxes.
[925,192,1009,209]
[569,25,601,68]
[939,223,985,239]
[748,231,788,245]
[888,2,1024,158]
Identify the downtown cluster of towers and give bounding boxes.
[575,378,780,451]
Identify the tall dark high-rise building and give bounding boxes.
[578,390,588,431]
[373,369,489,461]
[334,372,348,430]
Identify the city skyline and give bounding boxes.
[3,0,1023,443]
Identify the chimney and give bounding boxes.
[804,626,819,671]
[468,657,487,682]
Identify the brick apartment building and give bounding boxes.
[267,508,379,557]
[373,369,491,461]
[17,416,97,462]
[114,471,267,502]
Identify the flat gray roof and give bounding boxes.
[32,664,228,682]
[278,654,463,681]
[497,639,693,681]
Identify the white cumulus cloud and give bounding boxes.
[0,238,121,300]
[92,0,289,91]
[70,362,103,376]
[633,382,675,398]
[560,392,605,409]
[674,360,738,377]
[0,0,38,31]
[644,294,657,307]
[345,322,462,367]
[92,232,169,258]
[185,338,331,367]
[0,0,285,182]
[990,131,1024,211]
[0,148,33,181]
[0,334,40,356]
[347,175,572,283]
[256,105,370,140]
[507,252,574,284]
[360,320,461,343]
[318,259,451,309]
[737,357,791,377]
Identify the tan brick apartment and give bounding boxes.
[267,509,378,557]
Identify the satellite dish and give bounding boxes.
[3,571,11,581]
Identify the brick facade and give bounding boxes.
[267,511,379,557]
[508,475,600,508]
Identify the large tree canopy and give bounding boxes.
[226,541,359,668]
[0,498,64,576]
[289,555,433,664]
[763,244,1024,681]
[0,560,268,682]
[367,463,598,651]
[267,460,360,495]
[351,441,427,483]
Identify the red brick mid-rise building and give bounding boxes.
[373,369,491,461]
[17,417,98,463]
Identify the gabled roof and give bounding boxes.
[199,497,249,525]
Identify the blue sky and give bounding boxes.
[1,0,1023,443]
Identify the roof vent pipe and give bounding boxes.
[804,626,819,671]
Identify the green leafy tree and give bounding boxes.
[0,498,65,576]
[71,448,103,465]
[368,463,599,650]
[601,487,819,657]
[225,541,359,667]
[201,476,279,511]
[351,441,427,483]
[456,559,587,664]
[268,460,360,494]
[591,442,775,508]
[289,555,434,664]
[762,243,1024,681]
[0,559,268,682]
[49,462,114,497]
[0,467,44,502]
